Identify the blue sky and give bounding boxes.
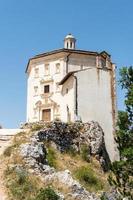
[0,0,132,128]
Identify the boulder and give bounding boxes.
[101,189,120,200]
[82,121,104,154]
[20,141,47,168]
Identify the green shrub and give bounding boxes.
[80,145,90,162]
[100,193,108,200]
[35,187,60,200]
[6,167,37,200]
[46,147,57,168]
[74,166,103,191]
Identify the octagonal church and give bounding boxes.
[26,34,118,161]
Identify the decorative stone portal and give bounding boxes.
[42,109,51,121]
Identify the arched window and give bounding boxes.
[70,42,72,48]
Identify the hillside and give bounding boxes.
[0,129,24,200]
[1,121,116,200]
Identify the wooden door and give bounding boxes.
[42,109,51,121]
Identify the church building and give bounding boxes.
[26,34,118,161]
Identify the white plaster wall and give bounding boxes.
[68,55,96,72]
[74,68,118,161]
[61,76,75,122]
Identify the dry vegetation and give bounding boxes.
[46,146,109,192]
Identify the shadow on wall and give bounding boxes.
[61,77,74,96]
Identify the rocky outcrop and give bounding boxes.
[81,121,104,154]
[33,121,110,171]
[20,141,99,200]
[20,141,47,169]
[19,121,112,199]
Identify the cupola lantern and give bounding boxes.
[64,33,76,49]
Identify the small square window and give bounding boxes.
[44,85,50,93]
[56,63,60,73]
[44,64,50,75]
[34,68,39,78]
[66,88,69,94]
[34,86,38,95]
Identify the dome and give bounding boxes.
[65,33,75,39]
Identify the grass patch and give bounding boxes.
[80,144,90,162]
[31,124,45,132]
[65,146,77,157]
[46,147,57,168]
[74,166,104,191]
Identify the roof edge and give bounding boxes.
[26,48,111,73]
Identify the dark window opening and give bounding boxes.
[70,42,72,48]
[80,65,83,70]
[66,88,69,94]
[67,42,69,48]
[44,85,50,93]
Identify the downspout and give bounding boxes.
[66,53,71,74]
[65,52,78,118]
[72,74,78,117]
[39,107,41,121]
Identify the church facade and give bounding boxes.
[26,34,118,161]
